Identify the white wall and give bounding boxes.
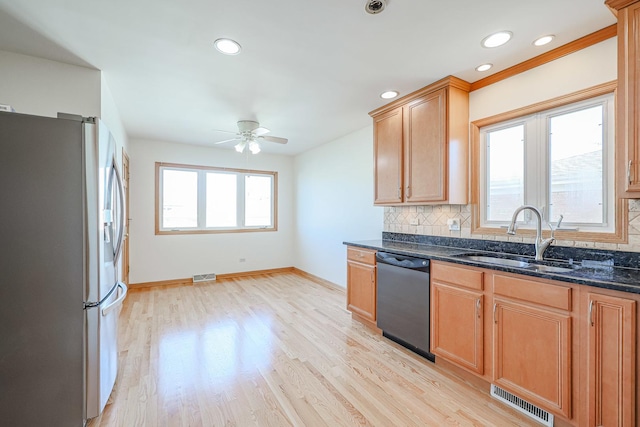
[470,38,617,121]
[100,74,129,157]
[0,49,101,117]
[293,126,384,287]
[129,139,295,283]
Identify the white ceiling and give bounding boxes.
[0,0,616,155]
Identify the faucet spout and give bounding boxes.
[506,205,552,261]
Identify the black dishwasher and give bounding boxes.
[376,252,434,362]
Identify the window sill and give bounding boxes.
[156,227,277,235]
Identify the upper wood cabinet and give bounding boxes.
[370,76,470,205]
[607,0,640,196]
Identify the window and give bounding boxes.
[156,163,277,234]
[471,83,626,242]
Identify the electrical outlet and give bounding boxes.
[447,218,461,231]
[409,218,419,226]
[239,258,246,263]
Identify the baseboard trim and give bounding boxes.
[129,267,301,289]
[215,267,295,280]
[129,267,344,291]
[129,277,193,290]
[292,268,345,292]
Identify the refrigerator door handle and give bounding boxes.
[111,159,125,263]
[101,282,128,316]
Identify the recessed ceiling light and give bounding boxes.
[475,63,493,72]
[214,38,241,55]
[380,90,399,99]
[481,31,513,48]
[533,35,555,47]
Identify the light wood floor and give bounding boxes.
[88,272,537,426]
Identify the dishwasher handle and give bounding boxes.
[376,252,430,271]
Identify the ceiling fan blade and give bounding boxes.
[213,137,240,145]
[253,127,270,136]
[260,135,288,144]
[212,128,237,134]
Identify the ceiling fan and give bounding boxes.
[213,120,288,154]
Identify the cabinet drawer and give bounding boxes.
[494,274,572,311]
[431,261,483,290]
[347,247,376,265]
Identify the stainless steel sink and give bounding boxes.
[526,264,574,274]
[458,254,576,274]
[461,255,530,268]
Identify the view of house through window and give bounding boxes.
[157,163,276,233]
[480,92,614,233]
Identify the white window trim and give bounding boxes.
[479,92,615,233]
[155,162,277,235]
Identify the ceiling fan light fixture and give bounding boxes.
[214,38,242,55]
[249,141,261,154]
[481,31,513,48]
[235,141,246,153]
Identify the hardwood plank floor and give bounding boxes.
[88,272,537,426]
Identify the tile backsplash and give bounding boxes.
[384,200,640,253]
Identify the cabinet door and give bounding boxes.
[403,88,446,203]
[373,107,403,204]
[493,298,572,418]
[614,1,640,196]
[347,261,376,322]
[586,292,636,427]
[431,282,483,374]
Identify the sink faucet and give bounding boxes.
[506,205,561,261]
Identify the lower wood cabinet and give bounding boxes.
[431,262,484,374]
[346,246,377,326]
[493,297,572,418]
[585,291,636,427]
[492,274,573,418]
[430,260,639,426]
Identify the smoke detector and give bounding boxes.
[365,0,387,14]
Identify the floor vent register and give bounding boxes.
[193,273,217,282]
[490,384,554,427]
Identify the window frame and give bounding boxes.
[155,162,278,235]
[470,81,628,243]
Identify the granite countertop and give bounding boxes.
[344,238,640,295]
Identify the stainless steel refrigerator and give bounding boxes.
[0,111,128,426]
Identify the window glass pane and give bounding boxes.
[486,125,524,221]
[245,175,272,227]
[162,170,198,228]
[206,173,237,227]
[549,106,603,224]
